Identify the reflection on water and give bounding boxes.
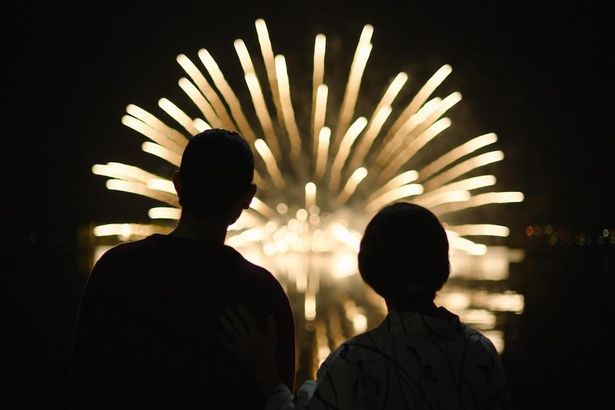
[239,245,525,378]
[94,242,525,380]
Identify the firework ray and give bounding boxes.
[314,126,331,180]
[433,192,524,216]
[198,49,257,142]
[378,117,452,182]
[366,184,425,213]
[125,104,187,146]
[141,142,182,166]
[178,77,223,128]
[373,96,442,165]
[176,54,237,130]
[275,55,302,162]
[387,64,453,138]
[420,176,497,200]
[254,139,285,188]
[158,98,201,135]
[244,72,281,159]
[348,105,392,172]
[334,25,373,147]
[255,19,285,130]
[312,84,328,164]
[337,167,368,205]
[105,179,179,207]
[92,19,523,255]
[311,34,326,139]
[446,224,510,237]
[235,38,281,151]
[423,150,504,190]
[249,196,275,218]
[305,182,317,209]
[148,207,182,220]
[93,162,161,183]
[418,133,498,182]
[122,110,185,152]
[366,170,419,202]
[329,117,368,190]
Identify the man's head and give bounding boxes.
[358,202,450,307]
[173,128,256,224]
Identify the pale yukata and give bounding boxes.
[267,308,509,410]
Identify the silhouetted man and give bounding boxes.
[69,129,295,409]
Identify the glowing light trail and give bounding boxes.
[275,55,302,161]
[148,207,181,220]
[418,133,498,181]
[158,98,201,136]
[90,22,527,361]
[92,19,523,262]
[176,54,236,130]
[198,48,257,142]
[178,77,222,129]
[312,34,326,141]
[334,25,373,146]
[329,117,368,190]
[255,19,284,129]
[315,126,331,180]
[337,167,368,205]
[312,84,328,161]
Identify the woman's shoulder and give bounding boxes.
[316,329,387,375]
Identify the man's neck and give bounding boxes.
[170,212,228,244]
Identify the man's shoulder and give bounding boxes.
[92,235,167,273]
[98,235,162,260]
[235,254,270,275]
[233,253,282,286]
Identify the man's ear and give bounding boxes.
[240,183,257,209]
[172,170,182,196]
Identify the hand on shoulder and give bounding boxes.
[218,305,282,395]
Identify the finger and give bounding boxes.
[237,305,258,332]
[217,333,236,352]
[219,313,242,342]
[223,306,249,335]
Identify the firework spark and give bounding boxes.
[92,19,524,266]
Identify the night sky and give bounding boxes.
[6,1,614,408]
[12,1,614,237]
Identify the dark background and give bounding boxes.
[5,1,614,409]
[10,1,614,233]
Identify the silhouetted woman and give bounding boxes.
[220,202,510,409]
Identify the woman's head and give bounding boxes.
[358,202,450,306]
